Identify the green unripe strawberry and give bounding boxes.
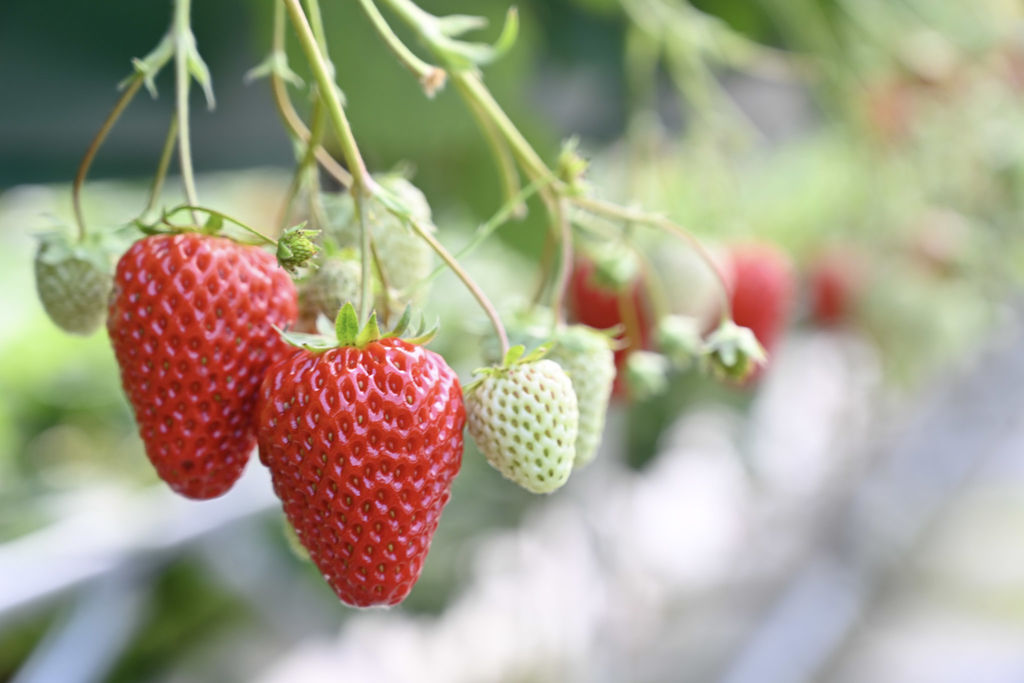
[321,175,434,305]
[297,255,362,331]
[547,325,615,468]
[34,232,114,335]
[466,348,579,494]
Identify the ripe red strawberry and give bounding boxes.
[569,258,651,394]
[807,247,865,327]
[256,307,465,607]
[108,233,298,500]
[726,243,795,364]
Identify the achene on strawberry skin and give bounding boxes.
[256,337,465,608]
[108,233,298,500]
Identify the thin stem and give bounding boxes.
[303,0,332,62]
[278,96,326,231]
[368,234,393,323]
[267,0,352,187]
[404,215,509,357]
[174,0,201,224]
[355,194,373,322]
[142,114,180,220]
[550,198,573,326]
[164,205,277,245]
[284,0,371,193]
[73,74,144,241]
[355,0,445,94]
[571,195,732,319]
[463,87,524,217]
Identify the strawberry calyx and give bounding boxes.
[464,342,553,393]
[702,319,767,383]
[277,302,437,353]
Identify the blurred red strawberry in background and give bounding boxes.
[725,243,796,378]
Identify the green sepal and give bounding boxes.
[275,327,340,353]
[334,302,361,346]
[435,14,489,37]
[355,312,382,347]
[202,212,224,235]
[503,344,526,366]
[428,7,520,70]
[701,320,767,383]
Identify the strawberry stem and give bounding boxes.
[72,73,144,242]
[140,114,179,222]
[402,213,510,357]
[264,0,352,188]
[173,0,202,225]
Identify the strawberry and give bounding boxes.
[807,247,865,327]
[569,257,652,395]
[107,233,298,500]
[297,255,362,332]
[466,347,579,494]
[546,326,615,468]
[34,231,115,335]
[256,305,465,607]
[726,243,795,359]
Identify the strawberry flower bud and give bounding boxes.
[702,320,767,383]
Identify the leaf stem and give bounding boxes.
[72,73,144,241]
[142,114,179,221]
[404,214,509,357]
[355,0,446,95]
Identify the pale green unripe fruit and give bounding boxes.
[547,325,615,468]
[466,359,579,494]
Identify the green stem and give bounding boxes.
[142,114,180,220]
[463,86,524,218]
[303,0,332,62]
[278,96,326,231]
[283,0,371,194]
[267,0,352,188]
[355,0,445,94]
[73,74,144,241]
[570,194,732,320]
[173,0,201,224]
[404,215,509,357]
[355,193,373,322]
[550,198,573,326]
[166,205,276,245]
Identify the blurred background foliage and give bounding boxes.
[3,0,1024,680]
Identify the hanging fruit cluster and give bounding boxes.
[33,0,782,608]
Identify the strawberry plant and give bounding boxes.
[32,0,786,607]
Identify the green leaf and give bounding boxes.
[335,303,360,346]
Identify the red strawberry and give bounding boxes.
[726,243,795,363]
[569,258,651,394]
[255,310,465,607]
[808,248,865,327]
[108,233,298,500]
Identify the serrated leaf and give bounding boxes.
[335,302,360,345]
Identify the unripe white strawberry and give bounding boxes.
[297,255,362,331]
[466,347,579,494]
[34,232,114,336]
[547,325,615,468]
[321,175,434,304]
